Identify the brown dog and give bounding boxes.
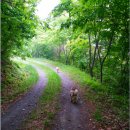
[70,87,78,103]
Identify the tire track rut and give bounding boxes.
[42,63,96,130]
[1,65,48,130]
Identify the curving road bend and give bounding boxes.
[1,65,48,130]
[1,60,97,130]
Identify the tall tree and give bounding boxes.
[1,0,38,62]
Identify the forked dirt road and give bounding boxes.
[2,61,97,130]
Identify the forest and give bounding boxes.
[1,0,129,130]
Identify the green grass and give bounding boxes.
[21,60,61,130]
[1,61,39,105]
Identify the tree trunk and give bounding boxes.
[88,33,92,75]
[90,41,98,77]
[63,45,69,65]
[97,32,114,83]
[100,63,103,83]
[97,48,102,83]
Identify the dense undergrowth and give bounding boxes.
[35,58,129,130]
[20,60,61,130]
[1,60,39,108]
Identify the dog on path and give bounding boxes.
[56,67,60,73]
[70,87,79,104]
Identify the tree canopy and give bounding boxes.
[1,0,39,61]
[30,0,129,95]
[2,0,129,95]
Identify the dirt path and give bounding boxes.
[2,61,96,130]
[43,63,96,130]
[1,65,48,130]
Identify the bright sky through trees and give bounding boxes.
[36,0,60,19]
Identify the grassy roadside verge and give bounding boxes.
[20,61,61,130]
[1,61,38,110]
[35,58,129,130]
